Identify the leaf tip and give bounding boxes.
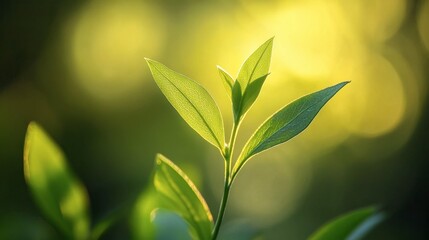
[155,153,166,165]
[145,58,157,67]
[23,121,41,179]
[337,81,351,90]
[266,37,274,47]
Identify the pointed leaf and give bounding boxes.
[23,122,90,240]
[237,37,273,94]
[217,65,234,98]
[153,154,213,240]
[239,73,269,119]
[146,59,225,150]
[234,82,349,176]
[309,207,385,240]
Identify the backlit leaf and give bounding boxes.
[217,65,234,98]
[130,188,158,240]
[153,154,213,240]
[234,82,349,176]
[236,37,273,94]
[23,122,90,240]
[146,59,225,150]
[309,207,384,240]
[232,38,273,122]
[237,74,269,122]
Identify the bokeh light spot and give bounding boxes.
[332,53,406,137]
[229,157,311,227]
[270,1,344,78]
[68,0,166,102]
[339,0,406,42]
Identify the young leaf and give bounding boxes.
[309,207,385,240]
[233,82,349,176]
[153,154,213,240]
[233,38,273,122]
[237,73,269,121]
[237,37,273,93]
[146,59,225,150]
[217,65,234,98]
[23,122,90,240]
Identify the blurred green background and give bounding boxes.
[1,0,428,239]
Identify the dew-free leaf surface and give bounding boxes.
[309,207,384,240]
[217,65,234,98]
[233,38,273,122]
[146,59,225,150]
[23,122,90,240]
[234,81,349,176]
[236,38,273,93]
[153,154,213,240]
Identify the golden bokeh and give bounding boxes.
[339,0,406,42]
[229,154,311,226]
[332,52,406,137]
[67,0,166,102]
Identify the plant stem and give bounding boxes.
[211,168,230,240]
[212,121,240,240]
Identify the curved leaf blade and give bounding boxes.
[239,73,269,119]
[309,207,384,240]
[217,65,234,98]
[234,82,349,175]
[153,154,213,240]
[23,122,90,240]
[146,59,225,150]
[233,38,273,122]
[232,74,269,123]
[237,37,273,94]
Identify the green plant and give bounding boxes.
[144,37,384,239]
[23,122,116,240]
[23,38,384,240]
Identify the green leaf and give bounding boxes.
[23,122,90,240]
[130,188,158,240]
[309,207,385,240]
[234,82,349,176]
[231,81,243,123]
[217,65,234,98]
[233,38,273,122]
[153,154,213,240]
[241,74,269,114]
[236,37,273,94]
[146,59,225,150]
[233,74,268,123]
